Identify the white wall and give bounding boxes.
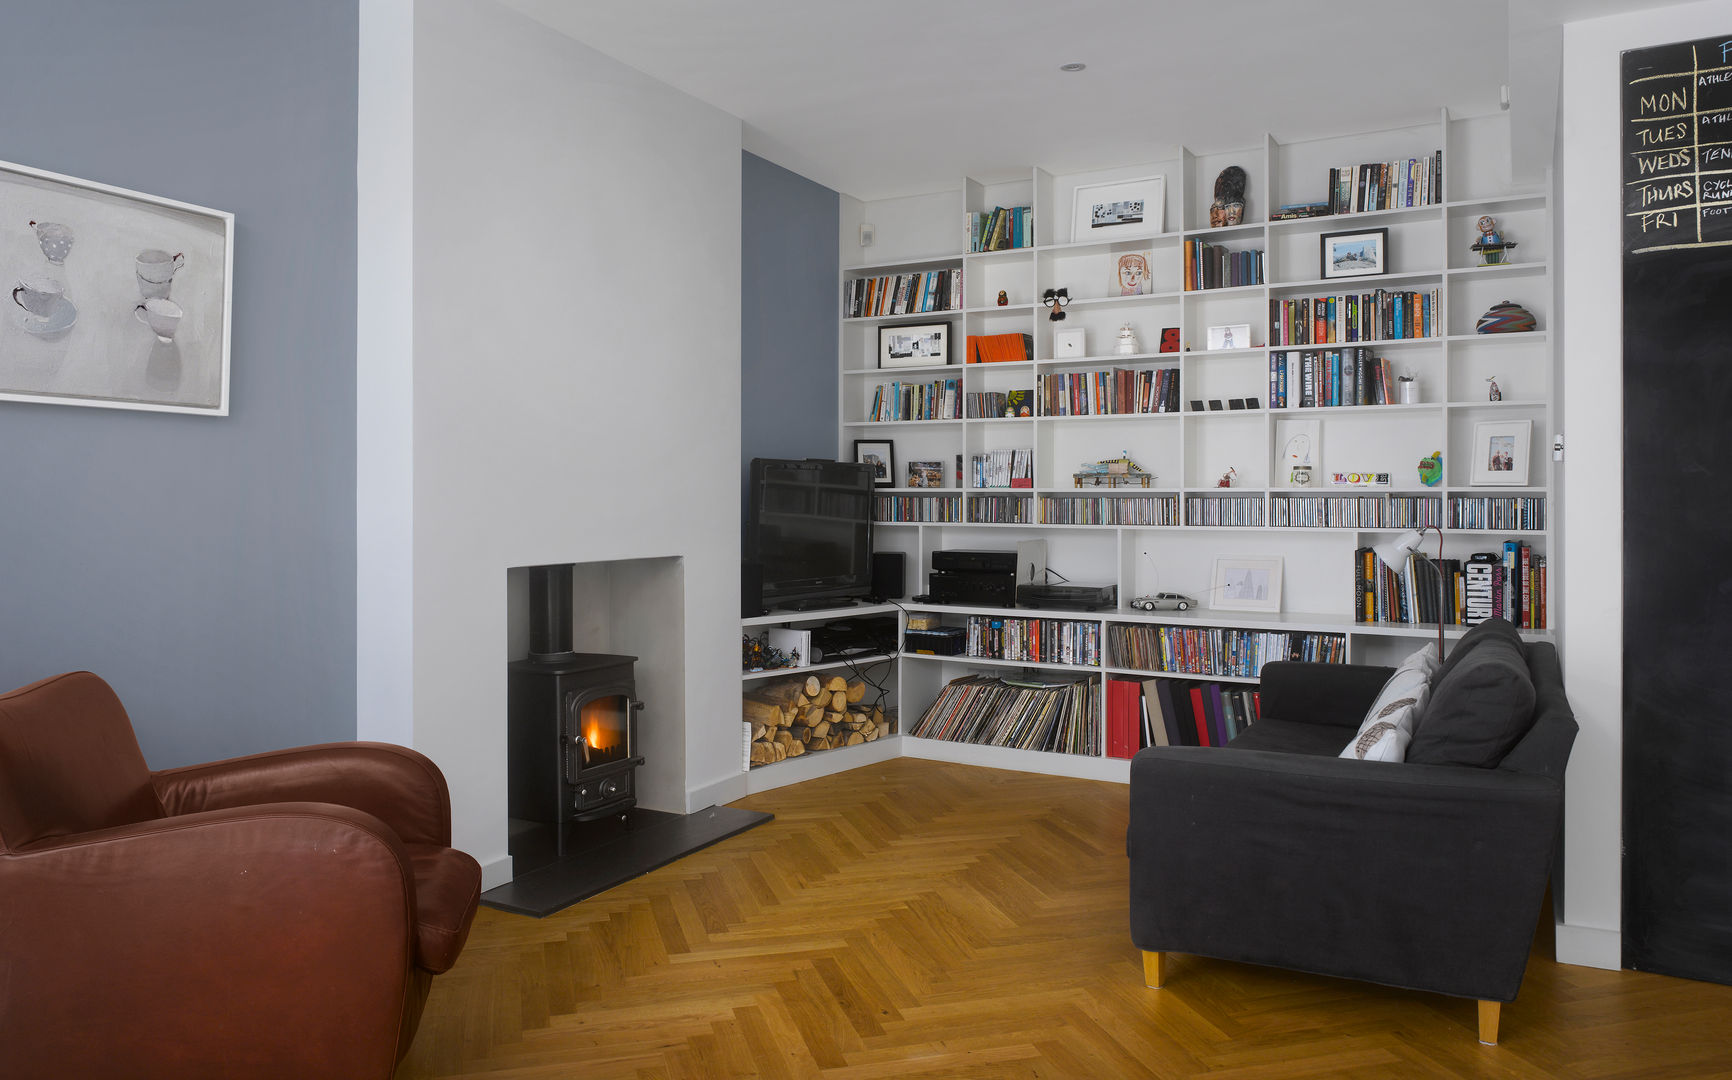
[1556,0,1731,970]
[411,0,742,881]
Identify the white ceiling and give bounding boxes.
[496,0,1677,201]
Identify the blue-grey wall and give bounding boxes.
[741,152,839,516]
[0,1,358,767]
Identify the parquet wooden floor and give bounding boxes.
[398,758,1732,1079]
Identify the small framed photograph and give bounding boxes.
[1470,420,1532,486]
[907,460,944,488]
[1071,175,1165,242]
[1207,399,1225,411]
[853,439,895,487]
[1320,227,1389,279]
[1188,399,1205,412]
[1245,395,1261,410]
[1212,556,1284,613]
[1112,250,1154,296]
[1228,398,1247,410]
[1207,324,1250,351]
[878,323,949,369]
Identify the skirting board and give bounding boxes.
[1555,921,1622,970]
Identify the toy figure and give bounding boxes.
[1418,451,1442,488]
[997,289,1008,306]
[1488,376,1502,401]
[1217,467,1238,488]
[1042,287,1070,321]
[1469,215,1517,265]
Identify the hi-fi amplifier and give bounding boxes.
[928,570,1016,607]
[932,549,1018,574]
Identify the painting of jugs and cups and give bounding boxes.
[0,158,232,415]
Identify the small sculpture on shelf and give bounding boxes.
[1042,287,1070,321]
[742,633,799,673]
[1476,300,1537,334]
[1210,166,1247,228]
[1217,466,1238,488]
[1487,376,1503,401]
[1073,452,1155,488]
[1469,215,1518,265]
[997,289,1008,307]
[1115,324,1140,355]
[1418,451,1443,488]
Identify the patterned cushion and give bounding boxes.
[1340,645,1437,763]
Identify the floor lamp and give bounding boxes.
[1372,526,1448,662]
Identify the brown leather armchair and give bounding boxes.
[0,671,482,1079]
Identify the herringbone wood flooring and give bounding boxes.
[398,758,1732,1079]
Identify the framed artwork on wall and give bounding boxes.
[1070,176,1164,243]
[0,157,233,415]
[878,323,949,369]
[853,439,895,487]
[1212,556,1284,612]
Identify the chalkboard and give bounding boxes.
[1622,34,1732,987]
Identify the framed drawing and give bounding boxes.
[879,323,949,369]
[1470,420,1532,486]
[1320,227,1388,279]
[1071,176,1164,242]
[1212,556,1284,612]
[853,439,895,487]
[1112,250,1153,295]
[0,157,233,415]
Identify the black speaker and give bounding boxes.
[741,560,765,617]
[870,552,905,602]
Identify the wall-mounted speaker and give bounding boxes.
[870,552,905,602]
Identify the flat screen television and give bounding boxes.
[747,457,874,611]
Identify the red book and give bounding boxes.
[1189,687,1211,746]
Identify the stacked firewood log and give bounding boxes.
[743,674,891,766]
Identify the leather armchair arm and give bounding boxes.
[1255,660,1393,727]
[0,802,418,1080]
[1127,747,1564,1001]
[153,741,451,846]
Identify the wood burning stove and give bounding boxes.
[508,566,645,822]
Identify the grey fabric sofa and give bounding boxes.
[1127,624,1576,1044]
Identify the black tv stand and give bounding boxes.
[772,597,863,613]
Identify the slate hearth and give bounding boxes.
[480,805,772,918]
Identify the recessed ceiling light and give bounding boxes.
[1059,63,1086,73]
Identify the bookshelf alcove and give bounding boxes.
[742,108,1556,791]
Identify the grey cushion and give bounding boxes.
[1227,717,1351,757]
[1407,633,1536,767]
[1431,617,1521,690]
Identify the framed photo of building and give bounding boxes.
[1320,227,1388,279]
[878,323,949,369]
[1470,419,1532,486]
[0,157,233,415]
[1070,176,1164,243]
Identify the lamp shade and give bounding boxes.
[1373,530,1424,569]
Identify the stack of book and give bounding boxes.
[1268,348,1397,409]
[1041,367,1180,416]
[967,206,1033,252]
[867,378,962,422]
[1107,624,1346,677]
[1326,152,1443,213]
[1269,202,1331,221]
[844,269,961,318]
[964,616,1100,666]
[967,495,1034,524]
[1353,540,1546,629]
[966,389,1032,418]
[911,674,1098,755]
[1106,676,1260,756]
[1270,291,1438,345]
[965,333,1034,363]
[1183,240,1265,290]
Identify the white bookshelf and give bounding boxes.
[746,108,1557,784]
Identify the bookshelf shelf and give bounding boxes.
[811,108,1555,788]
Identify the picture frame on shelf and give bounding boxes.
[907,460,944,488]
[853,439,895,487]
[1070,176,1164,243]
[1206,323,1250,351]
[878,323,949,369]
[1320,227,1389,279]
[0,156,234,416]
[1212,556,1284,612]
[1470,420,1532,486]
[1112,250,1154,295]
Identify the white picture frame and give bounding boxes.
[1207,323,1251,351]
[1471,419,1533,486]
[878,322,949,369]
[1071,176,1164,243]
[0,157,233,415]
[1212,556,1284,612]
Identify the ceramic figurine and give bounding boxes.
[1418,451,1443,488]
[1042,287,1070,322]
[997,289,1008,306]
[1488,376,1502,401]
[1115,324,1139,355]
[1217,466,1238,489]
[1210,166,1247,228]
[1469,215,1517,266]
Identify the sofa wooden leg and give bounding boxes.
[1478,1000,1501,1045]
[1143,951,1166,989]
